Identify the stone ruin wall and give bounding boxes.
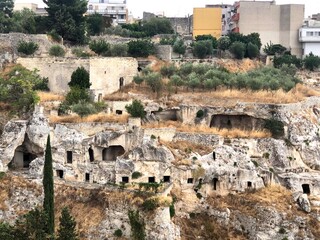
[17,57,138,98]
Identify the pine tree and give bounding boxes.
[43,135,54,236]
[44,0,87,44]
[57,207,79,240]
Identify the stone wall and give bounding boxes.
[167,16,193,35]
[0,33,55,57]
[17,57,138,98]
[156,45,172,61]
[173,132,222,146]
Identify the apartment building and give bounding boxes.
[13,3,47,16]
[205,4,233,36]
[299,20,320,56]
[193,8,222,38]
[230,1,304,56]
[87,0,127,25]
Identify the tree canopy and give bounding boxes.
[44,0,87,44]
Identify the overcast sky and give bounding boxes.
[15,0,320,18]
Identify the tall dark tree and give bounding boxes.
[86,13,112,36]
[43,0,87,44]
[0,0,14,33]
[43,135,54,236]
[57,207,79,240]
[0,0,14,17]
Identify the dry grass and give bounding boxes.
[207,184,295,215]
[144,121,271,138]
[37,91,65,102]
[103,92,131,101]
[175,213,245,240]
[49,113,128,124]
[172,84,320,106]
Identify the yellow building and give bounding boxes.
[193,8,222,39]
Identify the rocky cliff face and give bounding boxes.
[1,96,320,239]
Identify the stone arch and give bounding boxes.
[102,145,125,161]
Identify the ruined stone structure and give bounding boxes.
[17,57,138,100]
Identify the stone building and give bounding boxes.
[17,57,138,101]
[229,1,304,56]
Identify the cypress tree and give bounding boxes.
[43,135,54,236]
[57,207,79,240]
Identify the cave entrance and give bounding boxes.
[302,184,310,195]
[115,110,123,115]
[122,176,129,183]
[247,181,252,188]
[119,77,124,90]
[67,151,73,164]
[98,93,103,102]
[210,114,265,131]
[163,176,171,183]
[56,170,64,179]
[11,146,37,169]
[102,146,125,161]
[148,177,155,183]
[187,178,194,184]
[152,109,178,121]
[213,178,219,190]
[85,173,90,182]
[89,147,94,162]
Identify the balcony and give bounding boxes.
[299,36,320,42]
[87,9,126,15]
[231,13,239,22]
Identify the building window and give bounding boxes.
[306,31,314,36]
[89,5,93,10]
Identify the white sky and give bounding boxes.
[14,0,320,18]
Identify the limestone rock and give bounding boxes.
[297,194,311,213]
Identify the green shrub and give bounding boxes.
[169,202,175,218]
[273,54,303,69]
[71,101,97,117]
[65,87,91,105]
[133,75,144,85]
[49,45,65,57]
[125,99,145,118]
[145,72,163,94]
[263,42,286,55]
[68,67,91,89]
[114,229,123,237]
[160,64,176,78]
[150,134,156,140]
[246,42,259,59]
[48,30,62,43]
[128,210,146,240]
[128,39,155,58]
[17,41,39,55]
[304,53,320,71]
[0,172,5,180]
[193,40,213,59]
[72,47,91,58]
[109,43,128,57]
[229,41,246,59]
[195,34,218,49]
[142,198,159,211]
[132,171,142,179]
[89,39,110,55]
[264,118,284,138]
[189,212,196,218]
[217,36,231,51]
[173,39,186,55]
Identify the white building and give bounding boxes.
[87,0,127,25]
[299,20,320,57]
